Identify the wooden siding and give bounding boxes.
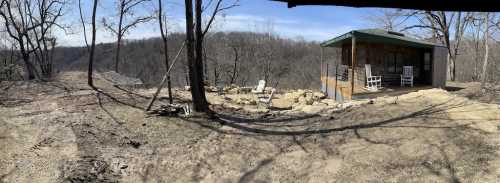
[432,46,448,88]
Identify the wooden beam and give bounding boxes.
[146,41,186,111]
[350,35,356,99]
[325,63,329,97]
[274,0,500,12]
[320,47,324,81]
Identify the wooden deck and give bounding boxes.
[353,85,433,99]
[322,76,432,100]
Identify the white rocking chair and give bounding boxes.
[401,66,414,87]
[365,64,382,91]
[251,80,266,94]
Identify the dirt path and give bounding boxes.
[1,75,500,182]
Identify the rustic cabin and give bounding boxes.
[320,29,448,101]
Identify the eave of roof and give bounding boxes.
[320,29,442,48]
[272,0,500,12]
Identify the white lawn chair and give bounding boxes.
[365,64,382,91]
[401,66,414,87]
[259,88,275,105]
[251,80,266,94]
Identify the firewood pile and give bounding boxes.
[147,104,191,116]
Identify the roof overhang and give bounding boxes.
[321,30,440,48]
[273,0,500,12]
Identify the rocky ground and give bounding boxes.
[1,71,500,183]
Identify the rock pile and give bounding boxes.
[268,89,353,115]
[272,89,327,109]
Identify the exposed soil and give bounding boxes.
[1,72,500,182]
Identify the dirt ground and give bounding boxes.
[1,72,500,183]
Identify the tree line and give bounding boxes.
[49,32,322,90]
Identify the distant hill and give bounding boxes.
[52,32,323,89]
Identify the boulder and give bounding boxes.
[205,86,218,92]
[271,98,294,110]
[312,101,327,106]
[234,96,257,105]
[320,99,338,106]
[228,88,240,94]
[297,95,314,105]
[313,92,326,100]
[283,90,306,102]
[301,105,326,114]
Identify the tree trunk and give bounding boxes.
[185,0,209,112]
[22,54,36,80]
[229,46,238,85]
[158,0,173,104]
[115,1,125,73]
[88,0,98,87]
[115,35,122,72]
[481,12,489,88]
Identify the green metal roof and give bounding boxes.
[320,29,443,48]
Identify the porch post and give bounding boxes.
[325,63,329,96]
[320,47,324,92]
[351,34,356,98]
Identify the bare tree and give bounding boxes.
[188,0,209,112]
[228,45,238,84]
[0,0,40,79]
[102,0,152,73]
[78,0,89,50]
[26,0,64,78]
[369,9,406,31]
[400,11,472,81]
[184,0,237,113]
[157,0,172,104]
[88,0,98,87]
[481,12,490,88]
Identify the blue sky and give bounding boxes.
[58,0,388,46]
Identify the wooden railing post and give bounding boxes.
[351,34,356,99]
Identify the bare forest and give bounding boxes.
[48,32,323,89]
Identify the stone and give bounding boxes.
[301,105,326,114]
[271,98,294,110]
[205,86,218,92]
[312,101,327,106]
[313,92,326,100]
[283,90,306,102]
[228,88,240,94]
[297,95,314,105]
[320,99,337,106]
[234,96,257,105]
